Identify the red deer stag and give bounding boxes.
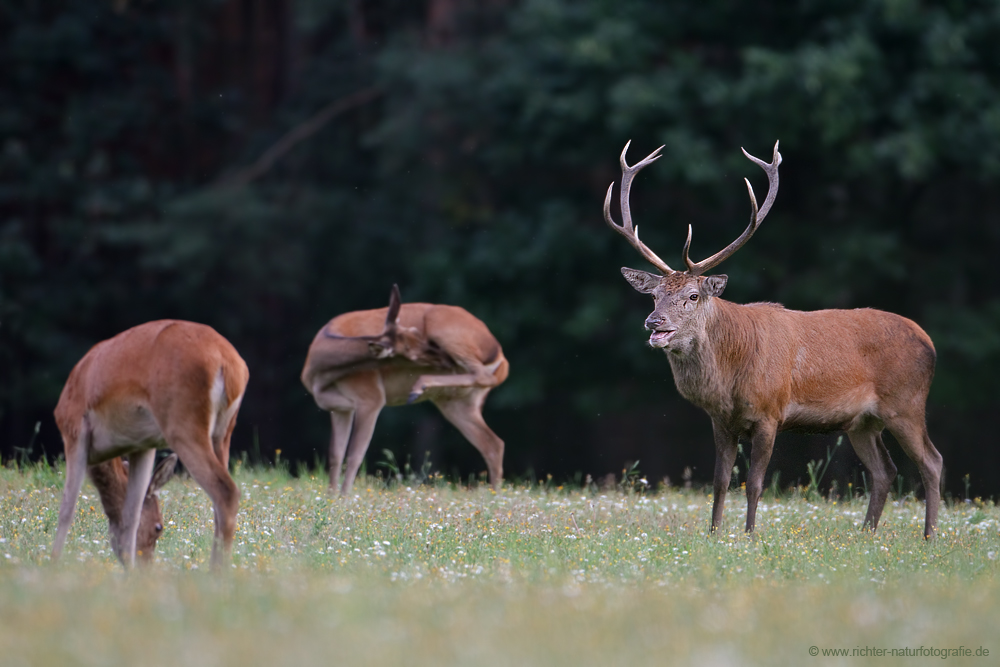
[302,286,508,495]
[52,320,249,567]
[604,140,942,538]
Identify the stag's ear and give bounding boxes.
[147,453,178,497]
[621,268,661,294]
[701,274,728,297]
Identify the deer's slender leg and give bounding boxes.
[745,419,778,532]
[884,417,943,538]
[340,404,384,494]
[212,404,242,472]
[407,366,500,404]
[52,421,92,562]
[408,374,474,403]
[847,428,897,532]
[433,388,504,489]
[307,381,359,492]
[120,448,156,568]
[710,421,739,532]
[339,371,386,494]
[171,431,240,569]
[328,409,354,492]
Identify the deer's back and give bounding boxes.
[54,320,248,448]
[321,303,502,365]
[781,307,934,397]
[712,303,935,432]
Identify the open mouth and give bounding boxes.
[649,329,676,346]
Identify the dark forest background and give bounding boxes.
[3,0,1000,497]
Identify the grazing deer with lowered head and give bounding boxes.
[605,140,942,538]
[52,320,249,567]
[302,285,508,494]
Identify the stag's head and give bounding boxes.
[605,141,781,354]
[108,454,177,564]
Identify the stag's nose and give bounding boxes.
[645,314,664,330]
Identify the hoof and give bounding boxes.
[407,392,420,404]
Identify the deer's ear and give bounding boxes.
[384,284,402,332]
[621,268,661,294]
[148,453,178,497]
[701,274,728,297]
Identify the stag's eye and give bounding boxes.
[154,523,163,533]
[689,294,699,301]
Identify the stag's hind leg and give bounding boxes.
[433,388,504,490]
[884,416,943,538]
[846,427,897,532]
[744,419,778,533]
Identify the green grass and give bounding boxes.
[0,463,998,665]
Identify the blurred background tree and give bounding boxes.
[2,0,999,496]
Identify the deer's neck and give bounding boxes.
[87,459,127,529]
[666,299,754,418]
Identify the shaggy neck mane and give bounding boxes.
[706,299,770,369]
[667,297,776,415]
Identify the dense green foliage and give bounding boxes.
[3,0,1000,492]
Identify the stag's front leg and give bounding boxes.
[710,421,739,532]
[745,420,778,533]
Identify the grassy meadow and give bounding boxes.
[0,461,997,666]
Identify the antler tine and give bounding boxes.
[685,141,780,276]
[682,225,694,273]
[740,140,781,222]
[603,141,676,274]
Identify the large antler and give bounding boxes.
[682,141,781,276]
[603,141,677,275]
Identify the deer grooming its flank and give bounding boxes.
[302,285,508,495]
[605,140,942,538]
[52,320,249,568]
